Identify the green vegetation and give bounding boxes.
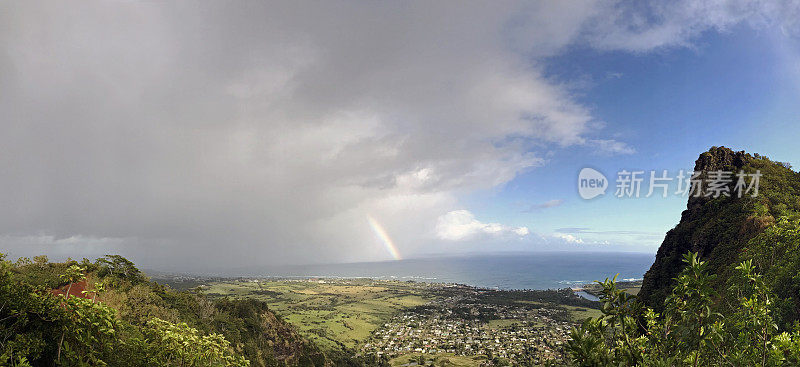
[741,218,800,329]
[484,319,523,330]
[2,255,597,366]
[199,278,599,365]
[563,306,603,322]
[202,278,599,360]
[639,147,800,311]
[202,279,439,351]
[571,148,800,366]
[0,254,360,367]
[568,252,800,366]
[581,280,641,297]
[388,353,485,367]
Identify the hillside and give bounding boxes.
[638,147,800,322]
[199,278,599,364]
[0,254,371,367]
[566,147,800,365]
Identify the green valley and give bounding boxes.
[201,279,437,350]
[190,278,599,365]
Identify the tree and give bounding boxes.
[0,253,260,366]
[0,253,63,365]
[96,254,147,284]
[56,264,87,363]
[135,318,249,366]
[32,255,48,267]
[57,296,121,365]
[84,281,106,303]
[59,264,86,296]
[567,252,800,366]
[14,257,31,267]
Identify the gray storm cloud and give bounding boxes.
[0,1,796,270]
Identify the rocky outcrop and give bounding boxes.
[638,146,797,310]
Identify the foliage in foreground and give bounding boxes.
[0,252,251,367]
[1,252,383,366]
[567,252,800,366]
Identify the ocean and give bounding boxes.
[257,252,655,290]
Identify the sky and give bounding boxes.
[1,1,799,271]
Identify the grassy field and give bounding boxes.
[483,318,521,330]
[504,299,600,322]
[566,305,603,321]
[581,280,642,297]
[201,278,600,355]
[203,279,437,350]
[389,353,486,367]
[623,286,641,295]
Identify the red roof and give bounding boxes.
[51,280,93,300]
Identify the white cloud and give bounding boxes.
[0,1,598,267]
[0,1,796,267]
[587,139,636,155]
[584,0,800,52]
[436,210,529,241]
[551,233,585,244]
[514,227,531,236]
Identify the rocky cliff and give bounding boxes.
[638,146,800,311]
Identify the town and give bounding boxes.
[180,277,600,366]
[361,291,578,365]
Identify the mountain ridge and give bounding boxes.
[638,146,800,314]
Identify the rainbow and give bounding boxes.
[367,215,402,260]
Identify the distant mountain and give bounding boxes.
[639,146,800,326]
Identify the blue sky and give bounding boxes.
[464,23,800,253]
[2,1,800,268]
